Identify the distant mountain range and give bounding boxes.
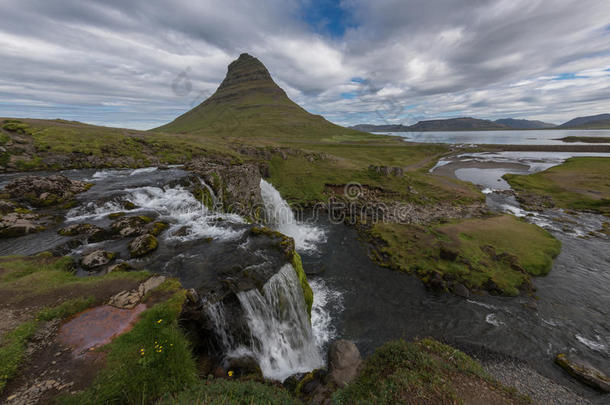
[557,113,610,129]
[494,118,555,129]
[351,114,610,132]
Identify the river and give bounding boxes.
[0,160,608,402]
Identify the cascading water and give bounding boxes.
[206,264,324,381]
[259,179,325,252]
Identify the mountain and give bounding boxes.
[155,53,360,139]
[350,124,411,132]
[407,117,508,131]
[494,118,556,129]
[558,113,610,129]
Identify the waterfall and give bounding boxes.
[259,179,325,252]
[206,264,323,381]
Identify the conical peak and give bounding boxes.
[218,53,274,90]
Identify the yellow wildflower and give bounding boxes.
[228,370,234,377]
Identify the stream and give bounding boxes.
[0,159,608,401]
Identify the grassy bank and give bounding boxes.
[333,338,529,405]
[371,215,561,296]
[559,136,610,143]
[504,157,610,215]
[0,253,149,393]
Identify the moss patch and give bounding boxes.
[504,157,610,215]
[291,252,313,318]
[371,215,561,296]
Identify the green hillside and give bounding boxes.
[155,53,368,142]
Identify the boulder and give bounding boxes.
[4,175,91,206]
[327,340,362,388]
[80,249,116,270]
[555,353,610,392]
[108,275,166,309]
[129,234,159,258]
[111,215,152,237]
[58,223,110,243]
[451,283,470,298]
[0,212,45,238]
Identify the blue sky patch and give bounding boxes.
[300,0,351,37]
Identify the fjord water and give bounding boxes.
[377,129,610,145]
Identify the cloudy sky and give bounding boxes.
[1,0,609,129]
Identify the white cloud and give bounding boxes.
[0,0,608,129]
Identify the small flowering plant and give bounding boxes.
[137,318,176,369]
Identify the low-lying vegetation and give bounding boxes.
[371,215,561,296]
[504,157,610,215]
[333,338,529,405]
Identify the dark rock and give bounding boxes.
[427,272,445,291]
[129,234,158,258]
[4,175,91,207]
[451,283,470,298]
[327,340,362,388]
[439,243,459,261]
[555,353,610,392]
[107,262,134,273]
[0,212,46,238]
[81,249,116,270]
[225,355,262,378]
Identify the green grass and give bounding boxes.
[0,253,151,393]
[333,338,528,405]
[504,157,610,215]
[0,297,96,392]
[0,320,38,392]
[158,378,302,405]
[61,281,198,405]
[371,215,561,296]
[559,136,610,143]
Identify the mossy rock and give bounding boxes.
[129,234,159,258]
[108,212,126,219]
[149,221,169,236]
[292,252,313,318]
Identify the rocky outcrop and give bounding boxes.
[80,249,116,270]
[185,159,263,218]
[129,234,159,258]
[0,212,46,238]
[107,275,166,309]
[555,353,610,392]
[4,175,91,207]
[327,340,362,388]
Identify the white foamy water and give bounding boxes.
[310,278,343,348]
[208,264,324,381]
[259,179,326,252]
[485,313,504,327]
[575,334,608,353]
[67,183,245,241]
[130,167,158,176]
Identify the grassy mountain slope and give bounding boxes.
[155,53,367,142]
[558,113,610,129]
[495,118,556,129]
